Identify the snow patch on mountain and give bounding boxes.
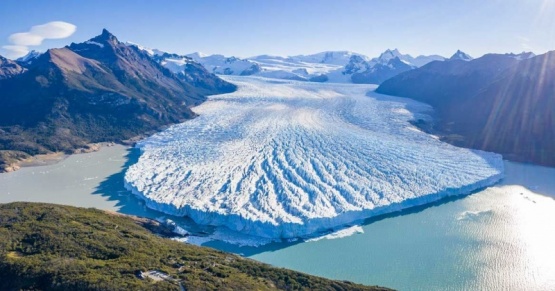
[16,50,42,64]
[125,41,166,56]
[124,76,504,240]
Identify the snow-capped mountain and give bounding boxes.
[347,49,445,84]
[247,49,442,84]
[352,56,415,84]
[127,42,261,77]
[369,48,444,67]
[186,53,261,76]
[248,52,358,82]
[124,41,166,56]
[289,51,371,66]
[507,51,536,60]
[126,43,444,84]
[16,50,42,65]
[450,50,473,61]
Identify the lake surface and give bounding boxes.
[1,145,554,290]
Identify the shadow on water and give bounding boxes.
[91,147,207,233]
[92,147,487,258]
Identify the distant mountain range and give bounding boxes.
[376,51,553,166]
[124,44,457,84]
[0,29,235,172]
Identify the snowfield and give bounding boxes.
[124,76,504,239]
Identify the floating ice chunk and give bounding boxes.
[306,225,364,242]
[124,76,504,239]
[457,210,494,221]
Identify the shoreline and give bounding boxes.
[1,142,120,173]
[0,123,183,174]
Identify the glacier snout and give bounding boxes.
[124,76,504,239]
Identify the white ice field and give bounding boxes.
[124,76,504,239]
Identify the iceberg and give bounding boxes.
[124,76,504,239]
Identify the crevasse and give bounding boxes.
[124,76,504,239]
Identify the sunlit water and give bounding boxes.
[1,146,554,290]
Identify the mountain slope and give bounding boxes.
[351,57,415,84]
[0,29,235,172]
[376,52,555,166]
[0,202,389,291]
[348,49,444,84]
[0,55,26,79]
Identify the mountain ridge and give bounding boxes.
[0,29,235,172]
[376,51,555,166]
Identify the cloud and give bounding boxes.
[2,21,76,59]
[30,21,76,39]
[1,45,29,58]
[8,33,44,46]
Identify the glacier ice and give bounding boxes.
[124,76,504,239]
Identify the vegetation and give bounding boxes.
[0,202,391,291]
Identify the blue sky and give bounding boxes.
[1,0,555,59]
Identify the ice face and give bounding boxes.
[124,76,504,239]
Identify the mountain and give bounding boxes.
[370,49,445,67]
[348,49,445,84]
[16,50,42,65]
[449,50,473,61]
[351,56,415,84]
[186,53,262,76]
[151,49,445,85]
[289,51,371,66]
[507,51,536,60]
[246,50,444,84]
[126,42,262,77]
[376,52,555,166]
[0,55,26,79]
[0,202,389,290]
[248,52,354,82]
[0,29,235,172]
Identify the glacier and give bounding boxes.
[124,76,504,239]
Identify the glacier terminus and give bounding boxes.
[124,76,504,240]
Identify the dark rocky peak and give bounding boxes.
[93,28,119,45]
[378,49,402,61]
[449,50,473,61]
[387,56,414,68]
[66,29,125,61]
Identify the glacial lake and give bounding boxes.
[1,145,554,290]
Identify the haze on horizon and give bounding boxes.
[1,0,555,59]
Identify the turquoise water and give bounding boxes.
[208,162,555,290]
[1,146,555,290]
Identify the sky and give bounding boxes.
[1,0,555,59]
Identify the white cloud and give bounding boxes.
[2,21,76,59]
[1,45,29,59]
[8,32,44,46]
[30,21,76,39]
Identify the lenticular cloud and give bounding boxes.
[3,21,76,58]
[124,76,504,239]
